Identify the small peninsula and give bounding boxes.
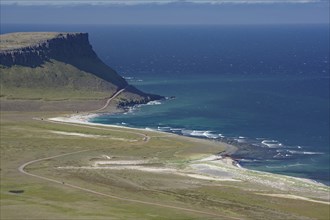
[0,32,162,111]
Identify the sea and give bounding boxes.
[2,24,329,185]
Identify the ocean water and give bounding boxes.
[2,24,329,185]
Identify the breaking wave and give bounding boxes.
[147,100,162,105]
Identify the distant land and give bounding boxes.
[0,32,162,111]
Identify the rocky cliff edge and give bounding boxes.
[0,32,163,108]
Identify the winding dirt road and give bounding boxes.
[18,149,243,219]
[20,88,243,219]
[96,86,127,112]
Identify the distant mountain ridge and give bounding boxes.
[0,32,163,108]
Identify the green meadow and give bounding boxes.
[1,111,329,220]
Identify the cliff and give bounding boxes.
[0,32,162,107]
[1,32,96,67]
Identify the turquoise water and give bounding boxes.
[2,24,329,184]
[92,73,329,184]
[90,25,330,185]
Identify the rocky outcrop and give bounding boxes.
[1,33,93,67]
[1,48,46,67]
[117,85,163,108]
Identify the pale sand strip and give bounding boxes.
[257,193,330,205]
[47,114,329,197]
[57,165,241,182]
[49,114,163,133]
[50,131,106,138]
[18,150,243,219]
[49,130,137,142]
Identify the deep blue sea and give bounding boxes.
[2,24,329,185]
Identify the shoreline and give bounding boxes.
[48,112,238,157]
[47,112,329,189]
[89,103,330,187]
[2,110,329,220]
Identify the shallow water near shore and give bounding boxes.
[91,73,329,185]
[2,24,329,185]
[89,25,329,185]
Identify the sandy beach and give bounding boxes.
[47,112,330,203]
[48,112,238,155]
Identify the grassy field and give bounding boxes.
[0,32,59,50]
[0,60,117,100]
[1,111,329,220]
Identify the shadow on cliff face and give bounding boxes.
[0,52,128,89]
[0,33,128,89]
[63,56,128,89]
[0,49,46,68]
[0,32,164,103]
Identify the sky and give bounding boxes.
[1,0,329,25]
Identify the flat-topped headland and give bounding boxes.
[0,32,163,111]
[1,32,108,70]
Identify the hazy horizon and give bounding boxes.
[1,0,329,25]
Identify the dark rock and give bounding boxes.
[9,190,24,194]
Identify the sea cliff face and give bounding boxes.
[0,32,163,107]
[0,33,95,67]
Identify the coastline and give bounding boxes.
[2,108,329,220]
[48,112,238,157]
[86,100,330,187]
[47,112,329,191]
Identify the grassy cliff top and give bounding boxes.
[0,32,81,51]
[0,32,160,106]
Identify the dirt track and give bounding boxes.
[18,149,243,219]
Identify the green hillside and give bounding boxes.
[1,60,119,100]
[0,32,162,107]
